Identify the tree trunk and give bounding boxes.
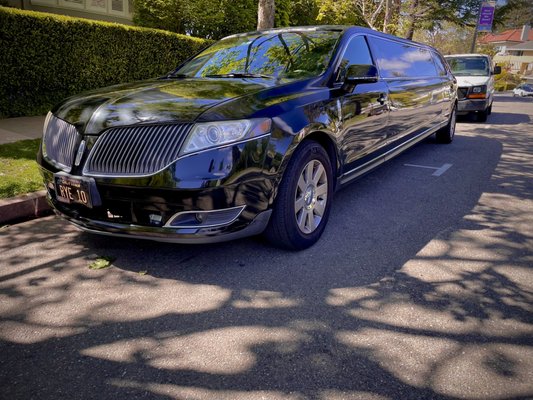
[383,0,392,33]
[257,0,275,30]
[404,0,419,40]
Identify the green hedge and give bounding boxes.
[0,7,209,118]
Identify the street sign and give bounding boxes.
[478,1,496,32]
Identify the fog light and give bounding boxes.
[165,206,246,228]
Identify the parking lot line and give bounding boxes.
[404,163,453,176]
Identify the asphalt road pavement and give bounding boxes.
[1,94,532,400]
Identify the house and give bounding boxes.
[479,24,533,55]
[4,0,133,24]
[480,25,533,81]
[496,40,533,80]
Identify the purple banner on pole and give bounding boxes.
[478,2,495,32]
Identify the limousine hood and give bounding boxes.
[52,78,272,135]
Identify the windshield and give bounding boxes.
[173,30,341,81]
[445,56,490,76]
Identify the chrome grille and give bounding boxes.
[43,113,80,172]
[84,124,193,176]
[458,87,468,100]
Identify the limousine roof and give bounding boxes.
[224,25,434,51]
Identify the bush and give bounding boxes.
[0,7,209,118]
[494,62,523,92]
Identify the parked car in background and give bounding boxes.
[38,26,457,250]
[444,54,501,122]
[513,84,533,97]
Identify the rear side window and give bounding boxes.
[336,35,374,82]
[369,37,438,78]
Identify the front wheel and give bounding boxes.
[436,106,456,144]
[264,140,333,250]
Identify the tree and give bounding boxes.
[258,0,275,30]
[133,0,257,39]
[316,0,367,27]
[494,0,533,30]
[288,0,321,26]
[402,0,479,40]
[413,22,472,54]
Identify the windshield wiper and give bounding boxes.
[205,73,274,79]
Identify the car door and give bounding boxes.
[335,35,390,174]
[431,51,455,121]
[367,37,442,143]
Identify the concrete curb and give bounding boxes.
[0,190,51,225]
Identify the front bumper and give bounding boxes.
[42,172,274,243]
[39,133,278,243]
[457,98,489,114]
[53,206,272,244]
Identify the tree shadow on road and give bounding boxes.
[1,131,532,399]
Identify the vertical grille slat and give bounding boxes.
[43,114,80,172]
[84,123,193,176]
[138,126,163,174]
[157,126,179,169]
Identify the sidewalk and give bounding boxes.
[0,115,46,144]
[0,115,49,224]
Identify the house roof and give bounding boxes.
[479,28,533,44]
[507,40,533,51]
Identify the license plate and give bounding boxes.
[54,174,93,208]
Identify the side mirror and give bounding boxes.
[493,65,502,75]
[345,64,379,84]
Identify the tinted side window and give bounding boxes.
[336,35,374,82]
[432,52,448,77]
[369,37,438,78]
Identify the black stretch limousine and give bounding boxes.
[38,26,457,250]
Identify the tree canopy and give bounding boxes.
[132,0,530,52]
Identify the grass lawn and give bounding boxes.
[0,139,43,199]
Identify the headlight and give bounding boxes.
[179,118,271,156]
[467,85,487,99]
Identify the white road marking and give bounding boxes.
[404,163,453,176]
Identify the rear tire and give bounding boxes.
[436,105,456,144]
[264,140,333,250]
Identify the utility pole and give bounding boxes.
[470,1,482,53]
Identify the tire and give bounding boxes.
[264,140,333,250]
[477,107,489,122]
[436,105,456,144]
[488,104,492,115]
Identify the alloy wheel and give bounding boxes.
[294,159,328,234]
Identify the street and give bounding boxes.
[1,94,532,400]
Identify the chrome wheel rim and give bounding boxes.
[294,159,328,234]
